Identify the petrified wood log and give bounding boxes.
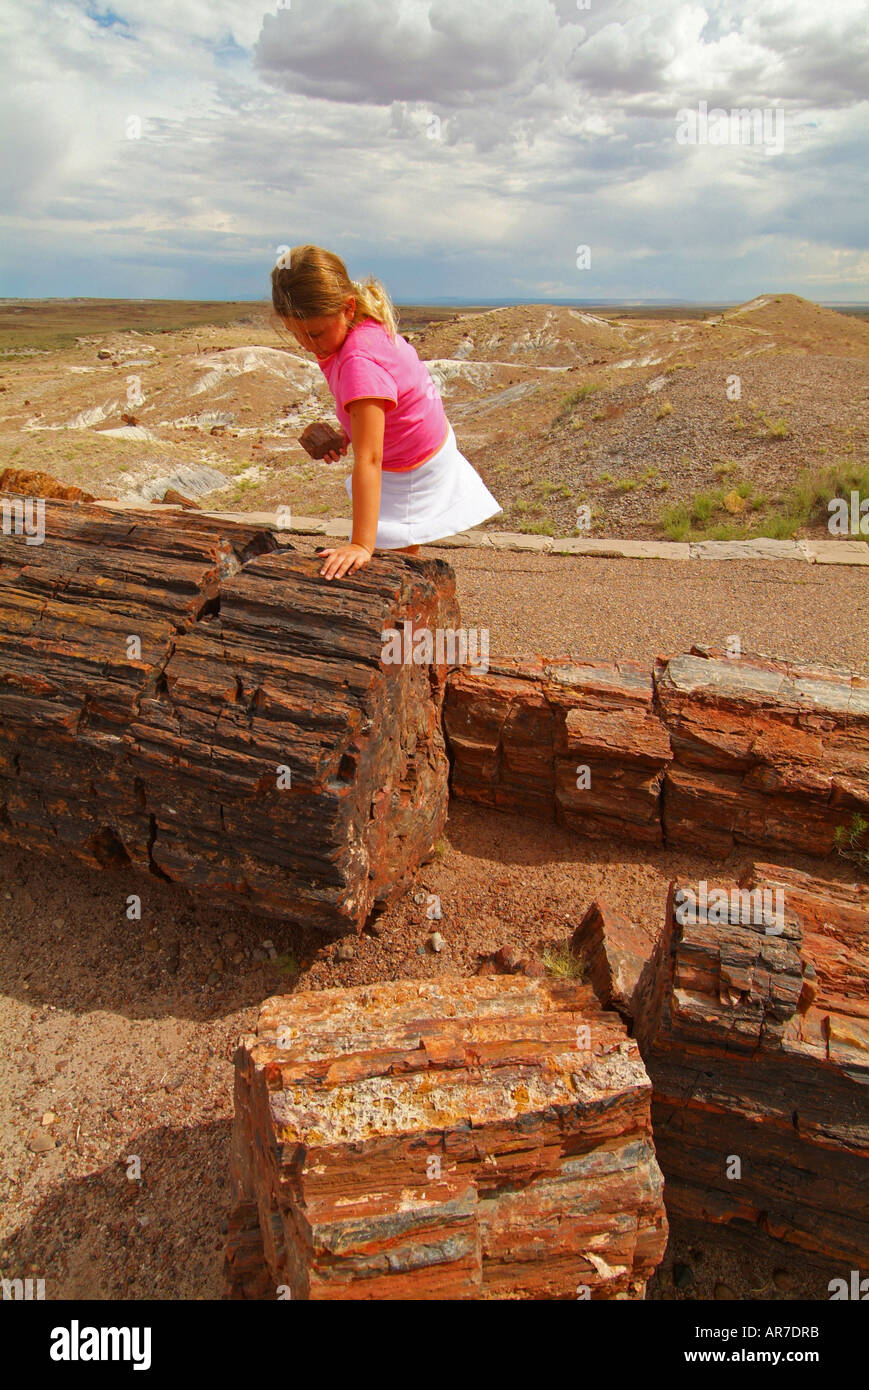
[224,976,668,1300]
[0,466,97,502]
[657,647,869,858]
[443,657,671,844]
[299,422,345,459]
[633,865,869,1270]
[0,497,459,934]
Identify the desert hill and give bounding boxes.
[0,294,865,541]
[715,294,869,356]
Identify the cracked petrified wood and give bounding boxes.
[224,976,668,1300]
[0,498,459,934]
[657,647,869,858]
[443,657,672,844]
[633,865,869,1270]
[0,466,97,502]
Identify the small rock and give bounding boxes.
[41,1112,57,1126]
[475,959,498,976]
[262,938,275,950]
[412,891,427,905]
[428,932,445,953]
[425,899,443,921]
[416,945,426,956]
[51,917,64,930]
[715,1283,737,1300]
[772,1268,798,1293]
[143,937,160,953]
[212,956,225,973]
[206,971,220,985]
[231,952,244,965]
[222,931,240,949]
[97,349,112,359]
[494,945,522,973]
[519,958,545,977]
[335,941,356,962]
[673,1262,694,1290]
[27,1130,55,1154]
[367,920,385,938]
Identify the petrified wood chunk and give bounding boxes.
[162,488,200,509]
[224,976,668,1300]
[633,866,869,1270]
[443,657,671,844]
[657,647,869,858]
[0,466,97,502]
[572,899,652,1020]
[299,421,346,459]
[0,498,459,934]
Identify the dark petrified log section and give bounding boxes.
[224,976,668,1300]
[0,498,459,934]
[657,647,869,858]
[443,650,869,859]
[633,865,869,1270]
[443,657,671,844]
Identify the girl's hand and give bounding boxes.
[317,542,372,581]
[323,431,350,463]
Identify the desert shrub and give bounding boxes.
[543,944,585,979]
[834,814,869,873]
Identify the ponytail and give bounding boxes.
[350,276,398,340]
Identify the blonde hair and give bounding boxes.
[271,244,398,340]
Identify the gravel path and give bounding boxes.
[294,535,869,671]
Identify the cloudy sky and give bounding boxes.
[2,0,867,303]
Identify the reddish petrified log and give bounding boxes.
[299,422,345,459]
[657,647,869,858]
[633,865,869,1270]
[443,657,672,844]
[162,488,200,509]
[224,976,668,1300]
[0,466,96,502]
[0,497,459,934]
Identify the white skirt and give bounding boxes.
[344,422,502,549]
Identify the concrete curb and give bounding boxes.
[90,501,869,566]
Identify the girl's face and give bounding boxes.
[283,298,355,359]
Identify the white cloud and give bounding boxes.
[0,0,866,300]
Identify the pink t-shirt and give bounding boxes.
[316,318,448,471]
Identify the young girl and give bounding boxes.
[271,245,502,581]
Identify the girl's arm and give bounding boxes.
[318,398,386,581]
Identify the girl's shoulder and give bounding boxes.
[346,317,403,353]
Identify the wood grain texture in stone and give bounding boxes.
[224,976,668,1299]
[634,866,869,1270]
[0,496,459,935]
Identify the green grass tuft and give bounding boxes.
[542,943,585,979]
